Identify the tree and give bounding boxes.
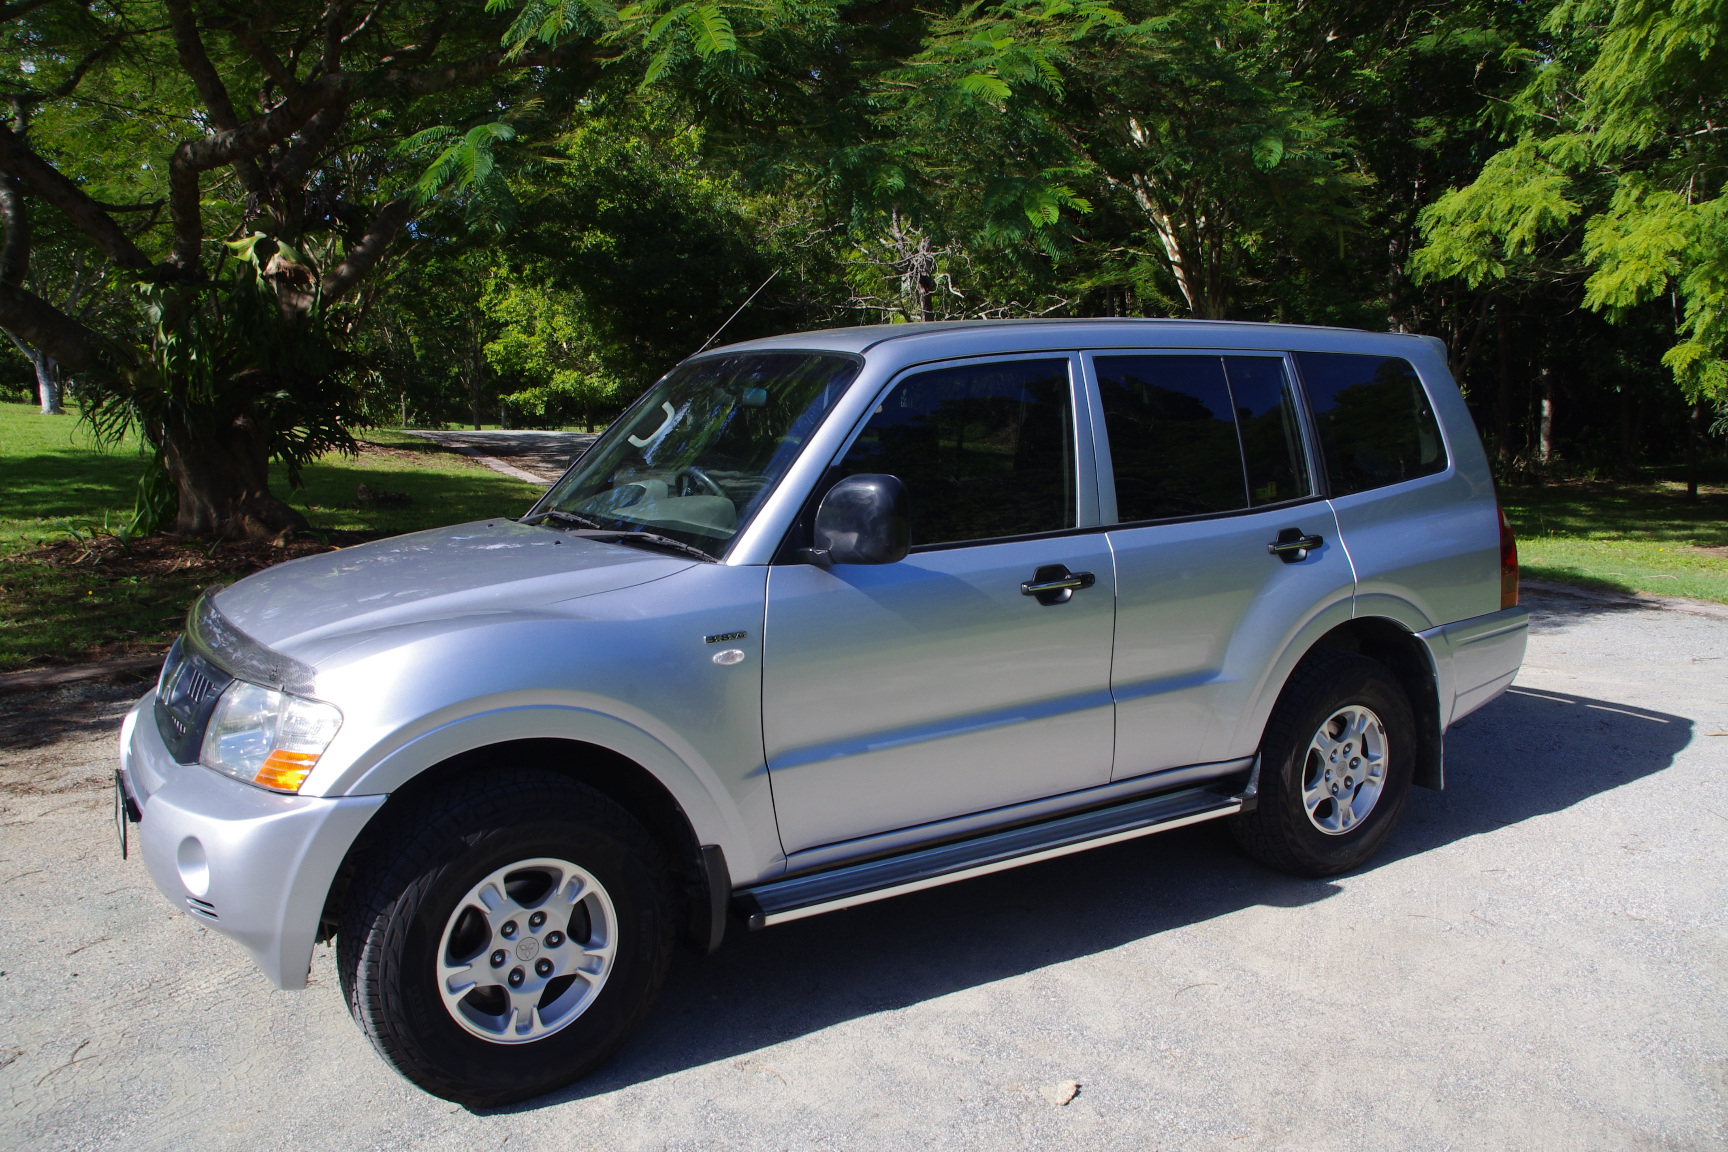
[1411,0,1728,484]
[482,274,621,430]
[0,0,613,536]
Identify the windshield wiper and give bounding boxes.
[530,510,717,562]
[526,509,607,530]
[577,530,716,563]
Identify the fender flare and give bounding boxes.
[333,705,767,885]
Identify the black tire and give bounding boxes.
[1230,650,1416,878]
[337,771,674,1107]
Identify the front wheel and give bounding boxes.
[1230,651,1416,877]
[338,772,674,1107]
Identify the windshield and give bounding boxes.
[533,352,860,558]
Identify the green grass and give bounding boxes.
[0,403,544,672]
[1501,480,1728,603]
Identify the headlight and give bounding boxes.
[200,681,343,793]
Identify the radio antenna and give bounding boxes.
[695,269,780,355]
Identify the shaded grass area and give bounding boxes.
[0,404,542,672]
[1500,480,1728,603]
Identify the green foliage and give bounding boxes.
[400,122,523,231]
[482,275,624,426]
[1413,0,1728,404]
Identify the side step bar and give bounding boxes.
[734,785,1243,929]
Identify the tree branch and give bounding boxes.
[323,0,359,73]
[321,196,411,300]
[164,0,245,130]
[165,0,272,201]
[0,282,122,376]
[166,77,349,268]
[0,0,57,24]
[273,104,348,189]
[341,0,394,47]
[0,167,26,287]
[0,123,153,272]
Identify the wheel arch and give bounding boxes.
[318,736,733,955]
[1298,616,1445,791]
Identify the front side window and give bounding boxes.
[836,358,1076,547]
[537,352,859,557]
[1097,354,1311,523]
[1295,352,1447,496]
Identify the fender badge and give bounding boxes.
[704,631,746,645]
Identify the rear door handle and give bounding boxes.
[1268,529,1324,563]
[1021,564,1096,605]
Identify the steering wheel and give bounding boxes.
[674,466,726,499]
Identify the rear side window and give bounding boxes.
[837,358,1075,546]
[1295,353,1447,496]
[1096,354,1311,522]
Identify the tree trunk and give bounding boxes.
[1686,400,1703,502]
[1536,364,1555,465]
[162,417,310,539]
[33,347,61,414]
[1494,307,1514,464]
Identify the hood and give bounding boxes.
[213,519,695,657]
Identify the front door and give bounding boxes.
[762,356,1117,856]
[1088,351,1356,778]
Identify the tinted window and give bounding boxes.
[838,359,1075,546]
[1296,352,1447,496]
[1097,354,1311,522]
[1096,356,1245,519]
[1226,357,1312,506]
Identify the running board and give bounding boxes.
[735,786,1242,929]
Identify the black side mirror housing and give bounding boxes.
[803,473,909,565]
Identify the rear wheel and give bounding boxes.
[338,771,674,1107]
[1230,651,1415,877]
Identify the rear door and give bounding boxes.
[1087,351,1356,778]
[762,355,1118,855]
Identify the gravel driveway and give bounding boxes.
[2,585,1724,1151]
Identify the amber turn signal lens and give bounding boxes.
[254,749,320,792]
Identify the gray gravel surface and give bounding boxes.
[2,587,1724,1150]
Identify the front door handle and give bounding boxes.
[1268,528,1324,563]
[1021,564,1097,605]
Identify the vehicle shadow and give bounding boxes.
[490,684,1693,1113]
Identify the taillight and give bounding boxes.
[1497,505,1519,609]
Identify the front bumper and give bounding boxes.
[119,693,386,989]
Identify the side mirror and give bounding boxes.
[805,474,909,565]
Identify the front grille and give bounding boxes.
[186,896,219,920]
[154,638,235,763]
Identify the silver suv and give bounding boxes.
[117,319,1527,1105]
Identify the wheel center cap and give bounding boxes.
[515,937,541,962]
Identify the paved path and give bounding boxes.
[1,587,1724,1150]
[405,429,599,485]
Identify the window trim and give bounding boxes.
[1078,348,1325,529]
[771,351,1102,560]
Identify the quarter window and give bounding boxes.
[837,359,1076,547]
[1294,353,1447,496]
[1096,354,1311,523]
